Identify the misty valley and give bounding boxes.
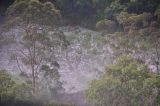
[0,0,160,106]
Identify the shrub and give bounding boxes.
[96,19,116,32]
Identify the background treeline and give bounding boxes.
[51,0,160,26]
[1,0,160,28]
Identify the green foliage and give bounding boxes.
[39,63,63,100]
[0,70,33,102]
[40,63,59,78]
[51,31,69,50]
[86,55,160,106]
[116,11,157,36]
[127,12,152,27]
[3,0,67,97]
[0,70,70,105]
[1,0,160,29]
[96,19,115,32]
[104,1,127,19]
[95,0,159,32]
[1,0,160,28]
[54,0,117,25]
[6,0,60,27]
[12,83,33,101]
[0,70,15,99]
[14,28,64,95]
[116,12,134,26]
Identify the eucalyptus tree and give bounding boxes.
[4,0,64,94]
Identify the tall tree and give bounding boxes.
[5,0,64,94]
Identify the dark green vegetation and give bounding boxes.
[86,55,160,106]
[1,0,160,28]
[1,0,160,27]
[0,70,36,106]
[53,0,160,28]
[0,70,74,106]
[0,0,160,106]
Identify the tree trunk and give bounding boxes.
[31,63,36,94]
[155,41,159,73]
[32,39,36,94]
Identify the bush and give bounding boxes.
[96,19,116,32]
[0,70,35,106]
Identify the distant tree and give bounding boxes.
[86,55,160,106]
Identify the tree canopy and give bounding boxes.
[86,55,160,106]
[5,0,60,27]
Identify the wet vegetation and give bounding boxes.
[0,0,160,106]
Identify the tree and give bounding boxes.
[5,0,64,94]
[11,27,64,95]
[86,55,160,106]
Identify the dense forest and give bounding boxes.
[0,0,160,106]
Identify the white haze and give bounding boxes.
[0,26,113,93]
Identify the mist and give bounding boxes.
[0,0,160,106]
